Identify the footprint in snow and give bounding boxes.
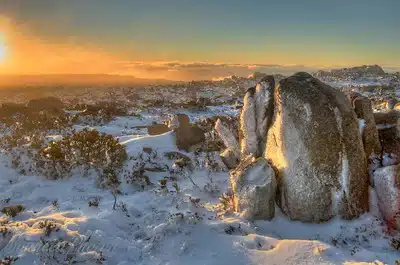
[238,234,278,251]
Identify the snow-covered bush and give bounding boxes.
[39,238,105,265]
[0,256,18,265]
[0,111,71,149]
[71,101,128,126]
[1,205,25,218]
[36,129,127,180]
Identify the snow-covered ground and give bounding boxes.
[0,107,399,265]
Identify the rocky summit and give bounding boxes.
[215,71,399,224]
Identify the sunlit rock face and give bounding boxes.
[239,76,275,158]
[265,72,369,222]
[265,73,368,222]
[216,73,370,223]
[230,155,276,220]
[373,165,400,231]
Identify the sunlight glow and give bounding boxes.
[0,34,6,63]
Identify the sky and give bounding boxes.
[0,0,399,80]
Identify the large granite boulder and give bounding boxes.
[230,155,276,220]
[265,72,369,222]
[373,165,400,231]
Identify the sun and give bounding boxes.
[0,44,5,62]
[0,34,6,63]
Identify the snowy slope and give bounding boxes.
[0,103,399,265]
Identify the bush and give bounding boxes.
[0,256,18,265]
[37,129,127,180]
[88,197,100,207]
[38,220,58,237]
[1,205,24,217]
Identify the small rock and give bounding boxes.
[147,124,171,135]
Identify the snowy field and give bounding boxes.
[0,103,399,265]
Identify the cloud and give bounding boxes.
[112,61,325,81]
[4,15,396,81]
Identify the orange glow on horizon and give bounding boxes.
[0,15,398,81]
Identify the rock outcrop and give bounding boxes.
[239,76,275,157]
[374,111,400,165]
[265,72,369,222]
[174,125,205,151]
[352,96,382,162]
[148,124,171,135]
[373,165,400,231]
[230,155,276,220]
[217,72,371,223]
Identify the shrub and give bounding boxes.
[37,129,127,180]
[1,205,24,218]
[0,256,18,265]
[0,226,8,236]
[38,220,58,237]
[88,197,100,207]
[391,237,400,251]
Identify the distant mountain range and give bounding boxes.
[0,65,397,89]
[0,74,180,89]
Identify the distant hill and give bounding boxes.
[314,65,386,79]
[0,74,180,89]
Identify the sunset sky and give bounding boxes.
[0,0,399,80]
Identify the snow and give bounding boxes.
[0,127,399,265]
[359,119,366,135]
[120,131,177,157]
[305,103,312,122]
[1,81,400,264]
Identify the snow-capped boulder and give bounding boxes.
[230,155,276,220]
[239,76,275,158]
[353,96,382,160]
[373,165,400,231]
[265,72,369,222]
